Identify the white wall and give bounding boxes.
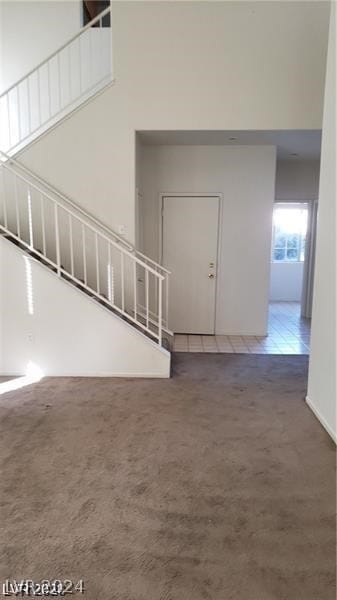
[138,144,276,336]
[0,237,170,377]
[6,1,329,246]
[270,262,304,302]
[307,4,336,441]
[0,1,81,93]
[275,160,321,202]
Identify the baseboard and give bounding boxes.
[1,371,170,379]
[306,395,337,443]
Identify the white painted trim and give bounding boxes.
[0,371,171,379]
[273,201,311,206]
[306,395,337,443]
[159,192,223,334]
[214,194,224,334]
[216,331,269,337]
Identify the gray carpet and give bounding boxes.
[0,353,335,599]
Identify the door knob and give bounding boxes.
[208,273,215,279]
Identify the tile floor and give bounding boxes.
[173,302,311,354]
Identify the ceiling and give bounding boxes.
[137,130,322,160]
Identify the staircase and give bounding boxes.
[0,6,172,363]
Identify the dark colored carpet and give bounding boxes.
[0,353,335,599]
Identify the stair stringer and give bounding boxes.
[0,236,170,378]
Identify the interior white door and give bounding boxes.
[162,195,219,334]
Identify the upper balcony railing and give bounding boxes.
[0,6,113,153]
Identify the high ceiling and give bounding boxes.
[138,130,321,160]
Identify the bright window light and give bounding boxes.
[27,189,34,247]
[272,203,308,262]
[26,361,44,380]
[24,256,34,315]
[107,263,114,303]
[0,361,44,396]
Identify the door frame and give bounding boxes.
[301,198,318,318]
[159,192,223,334]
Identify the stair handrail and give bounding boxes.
[0,157,171,343]
[0,160,164,280]
[0,150,133,251]
[0,6,112,100]
[0,150,170,276]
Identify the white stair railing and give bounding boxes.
[0,153,171,346]
[0,6,113,154]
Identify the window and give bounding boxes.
[272,203,308,262]
[82,1,110,27]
